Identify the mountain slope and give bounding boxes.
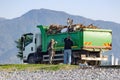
[0,17,7,22]
[0,8,120,64]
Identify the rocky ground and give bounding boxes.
[0,68,120,80]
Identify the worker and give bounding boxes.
[67,18,73,32]
[47,39,57,64]
[64,36,73,64]
[67,18,73,26]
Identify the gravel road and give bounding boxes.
[0,68,120,80]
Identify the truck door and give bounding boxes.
[23,33,35,60]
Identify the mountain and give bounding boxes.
[0,17,7,21]
[0,8,120,64]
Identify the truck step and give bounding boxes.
[43,54,64,61]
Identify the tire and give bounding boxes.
[28,55,36,64]
[87,61,101,66]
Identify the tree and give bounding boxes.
[15,38,23,60]
[15,34,33,61]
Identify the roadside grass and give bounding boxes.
[0,64,78,72]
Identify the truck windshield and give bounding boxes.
[24,34,33,47]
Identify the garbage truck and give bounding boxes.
[21,24,112,65]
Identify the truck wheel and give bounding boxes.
[88,61,101,66]
[28,55,35,64]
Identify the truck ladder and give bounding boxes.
[43,54,64,61]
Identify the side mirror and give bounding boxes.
[21,36,24,43]
[21,36,25,51]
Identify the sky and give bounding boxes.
[0,0,120,23]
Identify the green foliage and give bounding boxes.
[15,38,23,60]
[16,52,23,60]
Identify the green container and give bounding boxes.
[37,25,112,52]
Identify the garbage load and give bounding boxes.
[47,23,99,34]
